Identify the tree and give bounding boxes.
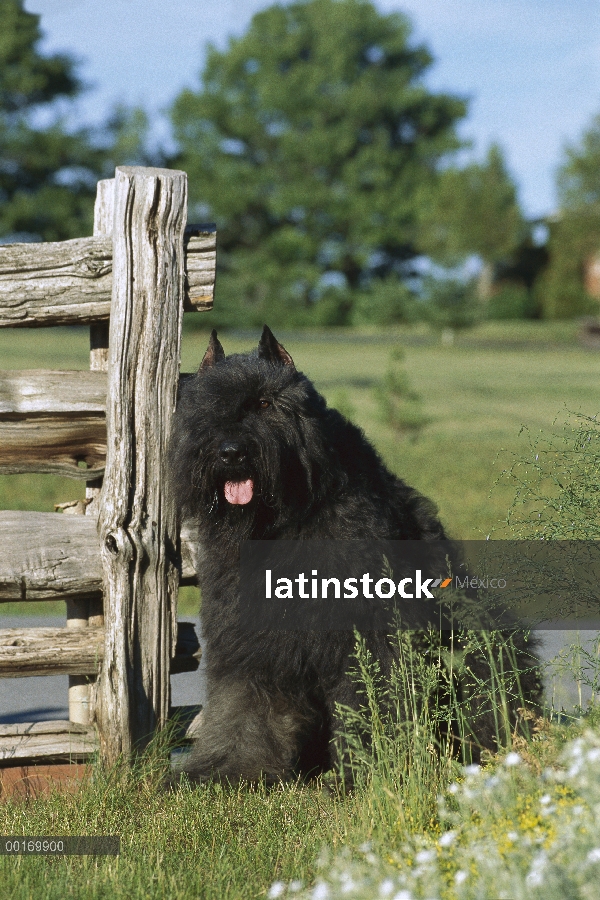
[0,0,155,242]
[170,0,467,326]
[537,112,600,318]
[420,144,524,299]
[558,113,600,213]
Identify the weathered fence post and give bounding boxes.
[96,166,186,763]
[66,178,115,726]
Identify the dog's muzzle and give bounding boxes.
[218,440,254,505]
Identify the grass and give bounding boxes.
[2,322,600,612]
[3,319,600,897]
[0,756,346,899]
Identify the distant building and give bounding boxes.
[584,252,600,299]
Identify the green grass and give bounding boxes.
[0,639,595,900]
[0,757,348,899]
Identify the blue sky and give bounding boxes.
[24,0,600,219]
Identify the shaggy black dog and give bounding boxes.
[170,326,540,784]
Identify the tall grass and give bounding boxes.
[503,412,600,541]
[334,624,539,843]
[501,411,600,712]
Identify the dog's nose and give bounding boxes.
[219,440,246,465]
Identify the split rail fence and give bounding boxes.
[0,166,213,767]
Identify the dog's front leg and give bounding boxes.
[172,677,308,785]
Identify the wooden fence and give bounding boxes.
[0,166,213,767]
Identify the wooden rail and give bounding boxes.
[0,417,106,478]
[0,621,201,677]
[0,706,202,766]
[0,511,199,602]
[0,371,193,478]
[0,721,98,766]
[0,371,107,416]
[0,226,215,327]
[0,627,105,676]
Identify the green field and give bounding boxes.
[1,318,595,541]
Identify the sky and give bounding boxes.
[24,0,600,220]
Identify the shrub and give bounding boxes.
[487,283,535,320]
[421,278,480,330]
[373,348,431,438]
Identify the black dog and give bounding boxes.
[170,326,540,783]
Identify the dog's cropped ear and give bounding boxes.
[199,330,225,371]
[257,325,295,367]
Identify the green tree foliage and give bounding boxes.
[0,0,154,242]
[170,0,467,327]
[421,143,524,298]
[537,112,600,319]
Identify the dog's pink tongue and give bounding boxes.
[224,479,254,505]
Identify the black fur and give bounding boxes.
[170,326,540,784]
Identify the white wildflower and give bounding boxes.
[312,883,330,900]
[289,882,303,893]
[339,873,356,894]
[464,764,480,775]
[507,832,518,842]
[379,879,395,896]
[392,892,412,900]
[415,849,435,864]
[587,748,600,762]
[439,831,457,847]
[448,783,459,795]
[268,883,285,899]
[588,848,600,863]
[504,752,521,767]
[526,851,547,887]
[540,794,552,805]
[455,870,468,885]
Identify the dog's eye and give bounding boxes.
[258,399,270,410]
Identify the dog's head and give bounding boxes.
[171,326,340,535]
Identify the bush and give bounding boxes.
[373,348,431,438]
[421,278,480,330]
[535,214,600,320]
[487,283,535,320]
[351,278,422,326]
